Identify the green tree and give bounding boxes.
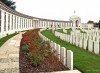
[0,0,16,10]
[98,20,100,29]
[96,20,100,29]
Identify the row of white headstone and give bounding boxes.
[55,28,100,55]
[38,29,73,70]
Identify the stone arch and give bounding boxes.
[69,16,81,27]
[75,20,79,27]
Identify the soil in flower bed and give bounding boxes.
[19,29,69,73]
[19,45,69,73]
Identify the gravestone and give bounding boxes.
[83,39,88,50]
[88,40,93,52]
[56,44,61,60]
[94,41,99,54]
[60,47,66,66]
[67,50,73,70]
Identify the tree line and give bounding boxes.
[0,0,16,10]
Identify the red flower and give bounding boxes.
[42,47,46,50]
[59,59,63,63]
[51,58,54,62]
[47,60,50,63]
[29,41,34,45]
[50,52,54,56]
[29,46,36,51]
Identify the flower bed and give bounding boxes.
[19,29,69,73]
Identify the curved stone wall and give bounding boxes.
[0,1,72,38]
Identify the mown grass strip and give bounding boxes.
[56,29,72,35]
[0,33,18,46]
[41,30,100,73]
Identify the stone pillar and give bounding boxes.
[14,16,16,31]
[19,17,21,30]
[1,10,5,35]
[18,17,20,31]
[27,19,30,29]
[6,12,8,33]
[0,10,1,33]
[43,21,44,28]
[16,16,18,31]
[8,13,10,32]
[24,18,26,29]
[10,14,12,32]
[26,19,28,29]
[13,15,15,32]
[31,20,33,28]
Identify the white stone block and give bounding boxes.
[93,36,96,41]
[56,44,61,60]
[60,47,66,66]
[53,43,57,52]
[50,41,53,49]
[94,41,99,54]
[79,38,83,48]
[67,50,73,70]
[76,37,79,46]
[67,35,69,42]
[88,40,93,52]
[83,39,88,50]
[72,36,75,45]
[70,35,73,44]
[65,34,68,42]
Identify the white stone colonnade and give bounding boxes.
[0,1,73,38]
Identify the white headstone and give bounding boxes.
[53,43,57,52]
[56,44,61,60]
[83,39,88,50]
[79,38,83,48]
[60,47,66,66]
[67,50,73,70]
[76,37,79,46]
[88,40,93,52]
[94,41,99,54]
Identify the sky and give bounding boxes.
[13,0,100,23]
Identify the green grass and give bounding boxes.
[41,30,100,73]
[56,28,72,35]
[56,29,63,33]
[0,33,18,46]
[80,30,86,33]
[66,28,72,35]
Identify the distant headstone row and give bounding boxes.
[55,28,100,55]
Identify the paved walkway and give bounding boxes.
[0,33,22,73]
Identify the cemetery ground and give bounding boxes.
[56,28,72,35]
[19,29,69,73]
[41,29,100,73]
[0,33,18,46]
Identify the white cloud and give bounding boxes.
[13,0,100,22]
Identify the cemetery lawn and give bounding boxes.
[0,33,18,47]
[41,30,100,73]
[56,29,72,35]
